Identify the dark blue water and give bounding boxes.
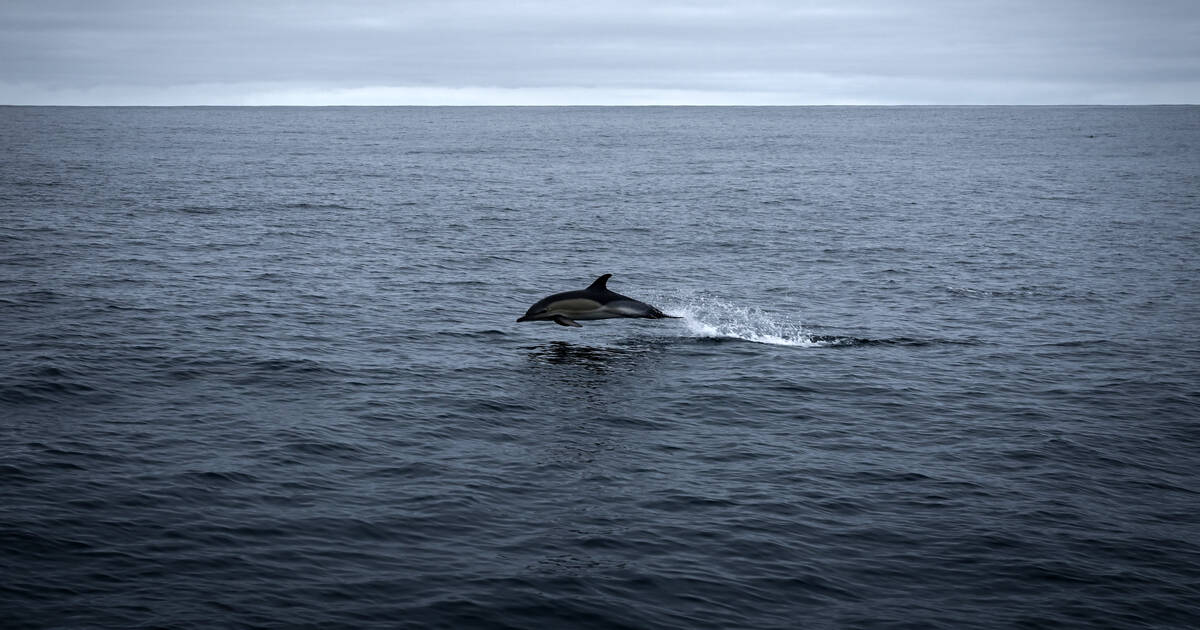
[2,106,1199,629]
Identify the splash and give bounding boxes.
[665,295,827,347]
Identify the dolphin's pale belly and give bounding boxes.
[548,298,620,320]
[548,298,648,320]
[600,299,656,317]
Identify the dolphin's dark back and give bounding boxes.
[583,273,630,304]
[538,274,615,305]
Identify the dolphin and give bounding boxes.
[517,274,679,327]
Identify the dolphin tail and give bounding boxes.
[646,306,681,319]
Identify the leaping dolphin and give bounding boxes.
[517,274,679,327]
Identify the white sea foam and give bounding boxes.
[666,295,826,347]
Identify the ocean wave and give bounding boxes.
[664,295,979,348]
[666,295,823,346]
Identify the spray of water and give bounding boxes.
[664,294,828,347]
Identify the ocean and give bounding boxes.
[2,105,1198,629]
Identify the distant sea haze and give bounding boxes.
[2,106,1198,629]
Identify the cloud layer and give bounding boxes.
[2,0,1198,105]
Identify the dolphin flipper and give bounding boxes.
[553,315,583,327]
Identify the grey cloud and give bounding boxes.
[1,0,1197,103]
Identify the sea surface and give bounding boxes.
[2,106,1199,629]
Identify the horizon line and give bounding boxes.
[3,103,1196,108]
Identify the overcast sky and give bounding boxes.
[2,0,1198,105]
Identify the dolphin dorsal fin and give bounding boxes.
[587,274,612,291]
